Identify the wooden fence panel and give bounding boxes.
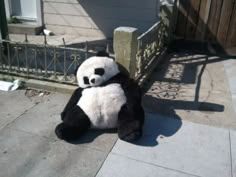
[195,0,211,41]
[175,0,236,50]
[175,0,190,37]
[206,0,223,42]
[226,1,236,47]
[185,0,201,39]
[216,0,234,45]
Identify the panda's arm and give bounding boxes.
[61,88,83,120]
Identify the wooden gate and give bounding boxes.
[175,0,236,55]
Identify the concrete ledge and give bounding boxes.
[8,24,43,35]
[0,74,77,94]
[24,79,77,94]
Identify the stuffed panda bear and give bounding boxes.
[55,52,144,142]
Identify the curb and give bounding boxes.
[25,79,77,94]
[0,74,77,94]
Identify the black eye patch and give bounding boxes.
[95,68,105,76]
[83,76,89,84]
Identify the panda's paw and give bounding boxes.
[118,129,142,142]
[55,123,77,141]
[55,123,66,140]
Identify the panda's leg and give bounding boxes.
[117,104,144,142]
[55,106,91,141]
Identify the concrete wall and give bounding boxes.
[43,0,159,38]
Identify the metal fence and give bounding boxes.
[0,35,96,85]
[135,20,166,79]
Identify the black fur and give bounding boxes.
[56,89,91,141]
[104,73,144,141]
[96,51,109,57]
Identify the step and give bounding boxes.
[8,24,42,35]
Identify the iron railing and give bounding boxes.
[0,35,96,85]
[135,20,166,79]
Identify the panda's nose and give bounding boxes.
[90,78,95,84]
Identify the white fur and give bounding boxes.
[77,83,127,129]
[76,56,119,88]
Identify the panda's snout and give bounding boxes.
[90,78,95,84]
[89,75,103,86]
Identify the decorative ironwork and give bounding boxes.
[136,20,166,78]
[0,35,96,85]
[146,63,184,100]
[147,82,180,99]
[164,63,184,81]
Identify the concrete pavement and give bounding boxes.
[143,53,236,130]
[0,52,236,177]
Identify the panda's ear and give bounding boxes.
[96,51,109,57]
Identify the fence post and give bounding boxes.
[160,0,177,45]
[113,27,138,78]
[0,0,8,40]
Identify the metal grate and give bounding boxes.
[135,20,166,79]
[0,35,96,85]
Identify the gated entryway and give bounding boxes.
[175,0,236,55]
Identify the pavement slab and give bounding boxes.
[96,154,196,177]
[223,59,236,94]
[223,58,236,114]
[0,128,107,177]
[7,92,68,140]
[0,90,36,130]
[233,94,236,114]
[111,113,232,177]
[230,130,236,177]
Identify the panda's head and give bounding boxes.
[76,56,119,88]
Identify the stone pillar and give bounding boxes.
[113,27,138,78]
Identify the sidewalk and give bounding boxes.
[0,52,236,177]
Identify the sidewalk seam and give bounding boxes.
[0,103,37,133]
[94,138,119,177]
[110,151,203,177]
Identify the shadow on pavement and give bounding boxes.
[68,129,116,145]
[143,52,225,115]
[133,111,182,147]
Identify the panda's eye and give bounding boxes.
[95,68,105,76]
[83,77,89,84]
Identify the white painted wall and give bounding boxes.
[11,0,37,19]
[43,0,159,38]
[4,0,43,26]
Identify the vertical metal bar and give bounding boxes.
[53,47,56,79]
[7,42,11,73]
[136,39,141,76]
[25,33,28,43]
[25,44,29,77]
[106,40,109,55]
[16,43,20,72]
[85,41,88,59]
[63,38,67,81]
[44,35,47,77]
[44,35,47,45]
[0,42,3,70]
[34,47,38,76]
[72,50,77,83]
